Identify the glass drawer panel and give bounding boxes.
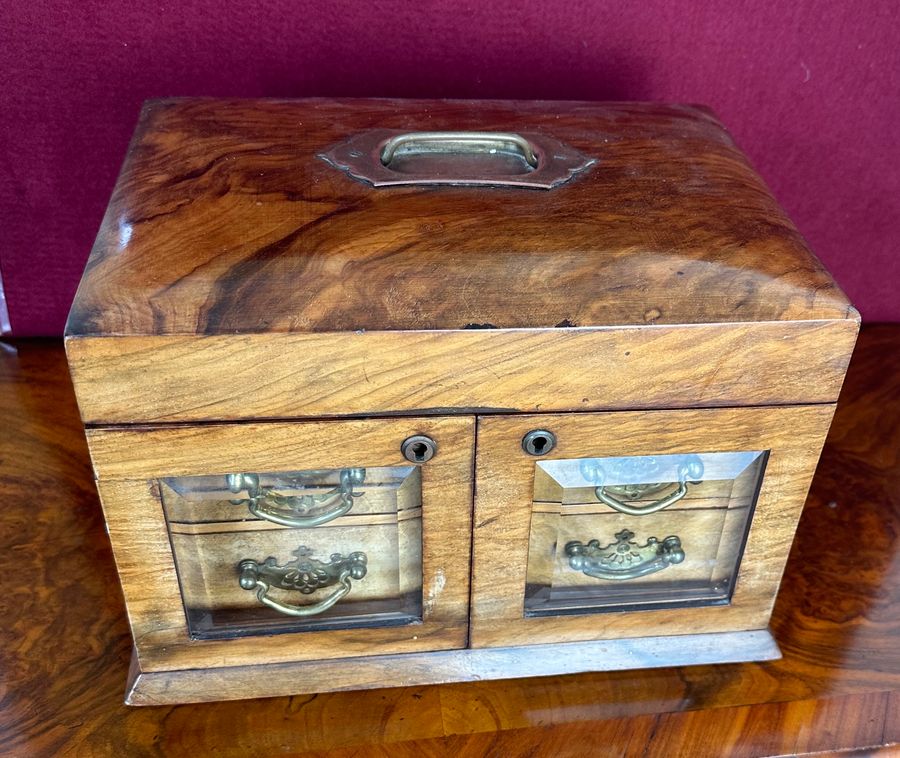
[161,465,423,639]
[524,451,767,617]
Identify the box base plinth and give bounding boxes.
[125,628,780,705]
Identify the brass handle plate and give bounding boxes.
[226,469,365,527]
[566,529,684,581]
[319,129,596,189]
[239,546,368,617]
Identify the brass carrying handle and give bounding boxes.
[239,547,367,617]
[595,460,703,516]
[226,469,365,527]
[566,529,684,581]
[379,131,539,168]
[318,128,595,189]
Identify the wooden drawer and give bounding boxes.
[470,404,837,649]
[525,453,763,613]
[165,467,424,638]
[87,415,474,670]
[161,465,424,638]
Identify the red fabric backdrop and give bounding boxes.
[1,0,898,335]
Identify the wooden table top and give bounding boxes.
[2,326,899,757]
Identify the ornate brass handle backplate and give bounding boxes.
[239,546,368,617]
[226,468,366,527]
[566,530,684,581]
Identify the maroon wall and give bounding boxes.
[2,0,897,335]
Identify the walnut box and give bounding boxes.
[65,98,858,705]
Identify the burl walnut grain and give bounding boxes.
[67,99,854,337]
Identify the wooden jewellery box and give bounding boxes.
[65,98,859,705]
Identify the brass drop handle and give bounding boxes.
[226,468,365,527]
[596,481,689,516]
[594,460,704,516]
[380,132,539,168]
[238,546,368,617]
[566,530,684,581]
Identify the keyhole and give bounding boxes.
[522,429,557,456]
[401,435,437,463]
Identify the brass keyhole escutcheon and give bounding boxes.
[522,429,557,456]
[401,435,437,463]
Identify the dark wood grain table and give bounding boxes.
[2,326,899,757]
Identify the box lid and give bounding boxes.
[66,98,856,338]
[65,99,859,425]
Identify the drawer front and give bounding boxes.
[162,464,423,639]
[524,451,764,617]
[87,416,474,672]
[470,405,837,649]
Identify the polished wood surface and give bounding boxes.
[66,320,858,424]
[2,325,898,756]
[66,99,854,338]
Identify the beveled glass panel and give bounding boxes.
[161,466,422,639]
[524,451,767,617]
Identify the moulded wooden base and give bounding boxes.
[125,628,780,705]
